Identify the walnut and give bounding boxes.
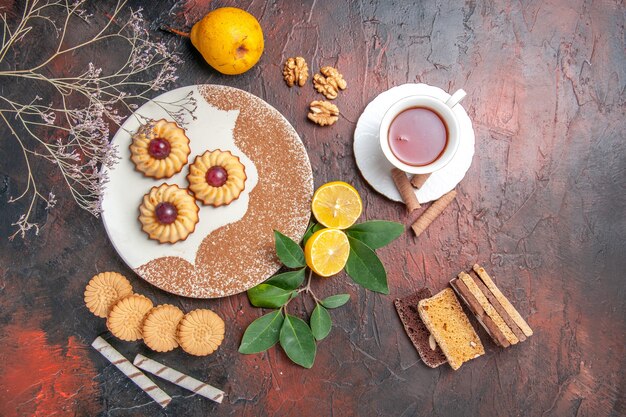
[312,66,347,99]
[308,100,339,126]
[282,57,309,87]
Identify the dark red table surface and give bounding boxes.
[1,0,624,416]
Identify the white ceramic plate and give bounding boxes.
[101,85,313,298]
[353,83,475,203]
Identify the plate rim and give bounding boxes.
[100,84,313,298]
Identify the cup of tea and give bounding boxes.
[379,89,466,174]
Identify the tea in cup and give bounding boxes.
[379,89,466,174]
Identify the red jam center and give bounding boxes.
[155,202,177,224]
[205,166,228,187]
[148,138,171,159]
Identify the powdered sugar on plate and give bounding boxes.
[103,85,313,298]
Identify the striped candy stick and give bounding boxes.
[133,354,225,404]
[91,337,171,408]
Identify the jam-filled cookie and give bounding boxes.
[186,150,247,207]
[130,119,191,179]
[138,184,199,244]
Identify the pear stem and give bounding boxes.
[161,25,190,38]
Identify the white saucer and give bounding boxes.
[353,83,475,203]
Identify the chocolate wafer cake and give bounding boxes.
[394,288,447,368]
[450,264,533,348]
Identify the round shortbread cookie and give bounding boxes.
[177,309,225,356]
[84,272,133,318]
[142,304,184,352]
[107,294,153,341]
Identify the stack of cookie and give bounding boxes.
[84,272,225,356]
[395,264,533,370]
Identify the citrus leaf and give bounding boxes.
[310,304,332,341]
[320,294,350,309]
[239,310,284,354]
[279,314,316,368]
[312,223,325,233]
[345,236,389,294]
[302,220,316,245]
[346,220,404,249]
[303,223,325,246]
[274,230,305,268]
[247,284,295,308]
[265,268,306,290]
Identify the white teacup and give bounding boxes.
[379,89,467,174]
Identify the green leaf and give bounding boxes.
[274,230,305,268]
[312,223,325,233]
[302,222,325,246]
[247,284,295,308]
[279,314,317,368]
[345,236,389,294]
[239,310,284,354]
[265,268,306,290]
[346,220,404,249]
[301,220,316,245]
[320,294,350,309]
[310,304,332,341]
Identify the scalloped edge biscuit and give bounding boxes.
[186,150,247,207]
[177,309,225,356]
[142,304,185,352]
[107,294,154,341]
[130,119,191,179]
[138,183,200,244]
[84,272,133,318]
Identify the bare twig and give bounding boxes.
[298,269,320,303]
[1,0,196,239]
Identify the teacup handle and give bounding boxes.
[445,89,466,109]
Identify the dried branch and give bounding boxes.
[0,0,196,240]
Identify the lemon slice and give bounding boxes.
[311,181,362,229]
[304,228,350,277]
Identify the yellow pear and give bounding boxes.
[190,7,264,75]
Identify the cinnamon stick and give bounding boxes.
[391,168,420,212]
[410,173,431,189]
[411,189,457,236]
[449,278,510,348]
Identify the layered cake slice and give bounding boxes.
[394,288,448,368]
[450,264,533,348]
[473,264,533,337]
[418,288,485,370]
